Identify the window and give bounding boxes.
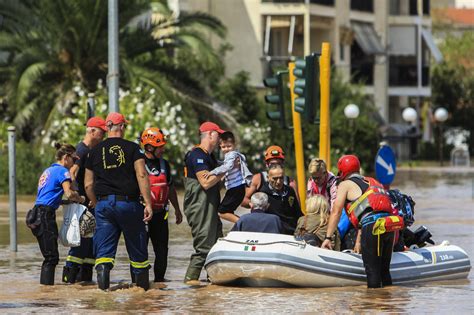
[351,0,373,12]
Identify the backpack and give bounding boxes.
[388,189,415,227]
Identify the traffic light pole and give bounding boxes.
[289,62,307,214]
[319,43,331,169]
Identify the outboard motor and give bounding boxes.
[403,225,434,248]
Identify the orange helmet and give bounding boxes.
[141,128,166,148]
[264,145,285,161]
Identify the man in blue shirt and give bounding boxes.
[232,192,283,234]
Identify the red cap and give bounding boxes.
[199,121,224,134]
[106,112,129,125]
[86,116,107,131]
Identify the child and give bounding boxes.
[208,131,252,223]
[295,195,340,250]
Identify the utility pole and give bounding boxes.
[8,126,17,252]
[319,43,331,169]
[108,0,120,113]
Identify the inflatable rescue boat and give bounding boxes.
[205,231,471,287]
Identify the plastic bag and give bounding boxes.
[60,203,87,247]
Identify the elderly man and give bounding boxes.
[84,112,153,291]
[62,116,106,284]
[183,122,225,284]
[259,165,303,235]
[242,145,298,207]
[231,192,283,233]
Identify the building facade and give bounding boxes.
[174,0,443,158]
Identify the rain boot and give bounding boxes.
[96,264,110,291]
[79,265,93,282]
[62,265,80,284]
[135,271,150,291]
[40,265,55,285]
[130,265,136,283]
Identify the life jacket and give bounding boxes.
[146,158,169,211]
[344,174,394,228]
[259,180,302,235]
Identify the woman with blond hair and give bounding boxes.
[306,158,337,211]
[294,195,340,250]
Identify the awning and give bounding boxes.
[421,28,443,63]
[352,22,384,55]
[389,26,416,56]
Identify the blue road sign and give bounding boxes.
[375,145,397,185]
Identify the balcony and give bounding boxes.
[390,0,430,16]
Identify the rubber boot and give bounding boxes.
[40,265,55,285]
[62,265,80,284]
[79,265,93,282]
[130,265,136,283]
[135,271,150,291]
[96,264,110,291]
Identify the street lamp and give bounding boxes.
[344,104,359,152]
[402,107,418,165]
[434,107,449,166]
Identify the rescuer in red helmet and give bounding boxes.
[322,155,403,288]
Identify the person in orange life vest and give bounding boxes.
[140,127,183,282]
[241,145,298,208]
[63,116,106,284]
[321,155,400,288]
[28,143,85,285]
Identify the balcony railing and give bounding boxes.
[262,0,334,5]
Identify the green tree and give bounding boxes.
[432,31,474,155]
[0,0,228,140]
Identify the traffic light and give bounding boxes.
[263,71,287,128]
[293,53,320,123]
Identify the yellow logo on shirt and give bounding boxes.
[102,145,126,169]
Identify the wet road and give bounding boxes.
[0,169,473,313]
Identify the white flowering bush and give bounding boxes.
[239,120,272,173]
[44,81,200,179]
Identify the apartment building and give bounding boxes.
[173,0,442,131]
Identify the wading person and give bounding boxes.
[183,122,225,284]
[259,165,303,234]
[28,143,85,285]
[322,155,401,288]
[242,145,297,207]
[62,116,106,284]
[140,127,183,282]
[84,112,153,291]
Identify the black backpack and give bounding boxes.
[388,189,415,227]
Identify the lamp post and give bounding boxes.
[402,107,418,165]
[434,107,449,166]
[344,104,359,152]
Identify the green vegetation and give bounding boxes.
[0,0,383,194]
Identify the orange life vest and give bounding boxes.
[345,175,394,227]
[146,158,169,211]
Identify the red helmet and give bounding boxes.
[337,155,360,179]
[141,128,166,148]
[264,145,285,161]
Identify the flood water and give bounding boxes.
[0,169,473,313]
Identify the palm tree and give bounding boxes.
[0,0,233,140]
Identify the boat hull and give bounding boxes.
[205,232,471,287]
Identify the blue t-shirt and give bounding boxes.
[185,147,218,179]
[35,163,72,209]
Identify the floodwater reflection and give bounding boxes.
[0,169,473,313]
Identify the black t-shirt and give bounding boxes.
[75,141,90,196]
[145,156,173,186]
[85,138,144,197]
[184,147,218,179]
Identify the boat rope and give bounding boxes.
[218,238,306,248]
